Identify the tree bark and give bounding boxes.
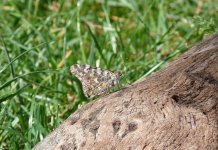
[34,34,218,150]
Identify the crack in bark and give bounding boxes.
[121,122,138,138]
[89,120,100,139]
[112,120,121,135]
[81,106,105,130]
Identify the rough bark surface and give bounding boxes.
[34,34,218,150]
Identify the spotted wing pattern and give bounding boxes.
[70,64,122,98]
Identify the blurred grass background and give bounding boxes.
[0,0,217,149]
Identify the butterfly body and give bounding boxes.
[70,64,122,98]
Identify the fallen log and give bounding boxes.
[34,33,218,150]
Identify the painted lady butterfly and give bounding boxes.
[70,64,122,98]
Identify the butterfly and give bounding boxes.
[70,64,122,98]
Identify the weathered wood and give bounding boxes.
[34,34,218,150]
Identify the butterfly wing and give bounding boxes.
[70,64,92,81]
[71,64,94,97]
[82,71,121,98]
[71,64,121,98]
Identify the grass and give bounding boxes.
[0,0,217,149]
